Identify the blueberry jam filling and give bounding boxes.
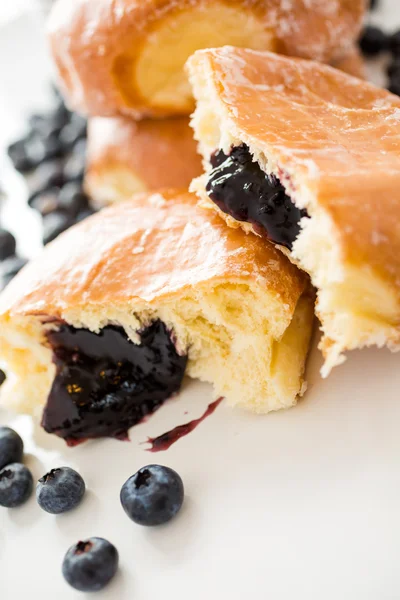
[41,320,187,445]
[206,144,308,250]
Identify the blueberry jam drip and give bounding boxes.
[206,144,308,250]
[41,320,187,445]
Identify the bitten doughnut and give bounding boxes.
[187,47,400,375]
[85,117,202,208]
[47,0,365,119]
[0,190,313,444]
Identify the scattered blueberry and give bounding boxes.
[75,207,95,223]
[59,114,87,150]
[63,146,86,182]
[389,79,400,96]
[0,228,16,260]
[359,25,388,56]
[7,138,34,172]
[42,211,73,245]
[0,463,33,508]
[0,427,23,470]
[389,30,400,56]
[29,160,65,201]
[36,467,85,514]
[0,370,5,387]
[57,182,88,217]
[370,0,378,10]
[0,256,28,290]
[29,188,60,216]
[387,57,400,78]
[120,464,184,526]
[62,537,119,592]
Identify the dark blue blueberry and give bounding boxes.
[0,256,28,290]
[370,0,378,9]
[36,467,85,514]
[75,207,96,223]
[0,370,5,387]
[28,160,65,201]
[387,58,400,78]
[63,149,86,182]
[59,114,87,150]
[359,25,388,56]
[0,427,23,470]
[389,30,400,56]
[120,464,184,526]
[0,463,33,507]
[7,138,34,172]
[62,537,119,592]
[389,79,400,97]
[29,188,60,216]
[0,229,16,261]
[57,182,88,217]
[42,211,73,245]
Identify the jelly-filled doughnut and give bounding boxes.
[0,190,313,444]
[188,47,400,375]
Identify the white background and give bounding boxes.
[1,1,400,599]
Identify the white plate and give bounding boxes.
[1,2,400,599]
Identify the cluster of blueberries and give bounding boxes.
[0,89,94,293]
[0,425,184,592]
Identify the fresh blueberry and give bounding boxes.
[389,79,400,97]
[7,138,34,172]
[36,467,85,514]
[0,256,27,290]
[62,537,119,592]
[57,182,88,217]
[29,188,60,216]
[42,211,73,245]
[389,30,400,56]
[387,57,400,78]
[29,160,65,201]
[0,229,16,261]
[0,463,33,507]
[0,427,23,470]
[359,25,388,56]
[0,370,5,387]
[370,0,378,9]
[75,207,96,223]
[120,464,184,526]
[63,149,86,182]
[59,114,87,150]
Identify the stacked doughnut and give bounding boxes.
[47,0,365,207]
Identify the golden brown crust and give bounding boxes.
[187,47,400,303]
[0,190,308,320]
[85,116,202,206]
[48,0,365,118]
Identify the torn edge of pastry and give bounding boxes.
[85,116,202,209]
[187,47,400,376]
[0,190,314,443]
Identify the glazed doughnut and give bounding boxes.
[85,117,202,208]
[0,190,313,443]
[47,0,365,119]
[187,47,400,375]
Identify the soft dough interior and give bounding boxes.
[0,281,313,417]
[113,3,276,114]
